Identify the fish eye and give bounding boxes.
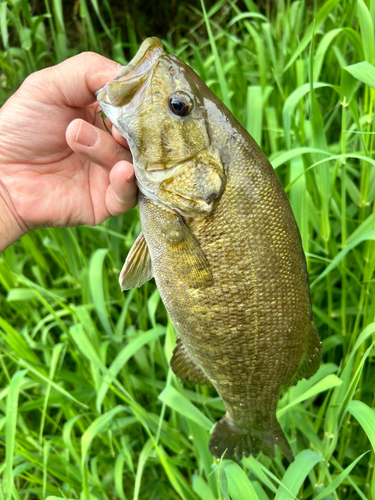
[168,92,192,117]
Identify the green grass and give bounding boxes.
[1,0,375,498]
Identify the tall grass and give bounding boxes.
[1,0,375,499]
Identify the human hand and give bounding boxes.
[0,52,137,252]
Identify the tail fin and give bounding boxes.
[208,416,293,462]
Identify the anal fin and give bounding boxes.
[119,231,153,291]
[171,337,212,386]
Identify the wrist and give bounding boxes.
[0,191,26,252]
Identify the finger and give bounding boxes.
[29,52,125,108]
[91,108,128,149]
[106,161,138,216]
[112,126,130,149]
[66,119,132,171]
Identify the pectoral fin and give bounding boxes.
[119,231,153,291]
[162,217,213,288]
[171,337,212,386]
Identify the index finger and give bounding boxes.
[30,52,124,108]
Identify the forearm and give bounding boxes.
[0,194,25,252]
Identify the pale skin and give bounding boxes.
[0,52,138,253]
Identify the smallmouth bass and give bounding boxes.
[97,37,322,461]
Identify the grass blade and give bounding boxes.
[96,326,165,411]
[200,0,231,110]
[274,450,322,500]
[222,461,260,500]
[158,385,213,431]
[89,248,113,338]
[284,0,341,72]
[313,451,369,500]
[357,0,375,63]
[5,369,28,500]
[277,374,342,417]
[347,400,375,452]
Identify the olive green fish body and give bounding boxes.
[97,37,322,461]
[138,129,320,461]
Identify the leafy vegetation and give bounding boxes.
[1,0,375,498]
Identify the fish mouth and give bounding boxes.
[96,37,164,108]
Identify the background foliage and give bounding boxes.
[1,0,375,499]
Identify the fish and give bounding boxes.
[96,37,322,462]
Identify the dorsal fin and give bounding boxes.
[290,324,322,386]
[119,232,153,291]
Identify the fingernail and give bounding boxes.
[126,171,136,183]
[75,122,99,147]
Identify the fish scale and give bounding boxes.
[97,36,322,462]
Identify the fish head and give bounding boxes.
[97,37,226,216]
